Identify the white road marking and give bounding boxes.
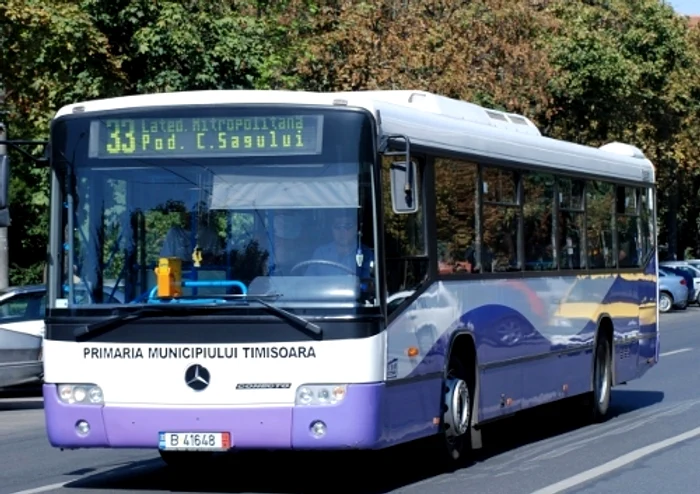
[7,481,70,494]
[660,348,692,357]
[530,425,700,494]
[490,398,700,472]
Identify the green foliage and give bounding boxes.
[82,0,283,92]
[2,0,700,286]
[0,0,296,285]
[1,0,126,285]
[544,0,700,255]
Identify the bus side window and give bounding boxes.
[558,177,586,270]
[586,181,615,269]
[382,155,428,301]
[523,172,556,271]
[434,158,477,274]
[616,186,641,268]
[481,166,520,272]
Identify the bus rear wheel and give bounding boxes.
[590,335,612,421]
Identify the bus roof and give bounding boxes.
[53,89,655,185]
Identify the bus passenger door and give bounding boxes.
[612,274,642,384]
[613,187,644,384]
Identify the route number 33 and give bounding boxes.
[105,120,136,155]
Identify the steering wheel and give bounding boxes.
[290,259,356,276]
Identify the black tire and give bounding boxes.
[590,335,612,422]
[431,355,474,471]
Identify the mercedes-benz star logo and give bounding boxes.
[185,364,210,391]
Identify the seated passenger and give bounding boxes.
[306,211,374,277]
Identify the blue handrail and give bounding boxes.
[183,280,247,291]
[146,279,248,303]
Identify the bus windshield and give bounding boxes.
[50,105,379,308]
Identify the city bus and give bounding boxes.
[41,89,658,468]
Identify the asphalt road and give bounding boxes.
[1,308,698,494]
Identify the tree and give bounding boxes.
[1,0,125,284]
[5,0,700,284]
[542,0,700,257]
[0,0,298,284]
[290,0,556,117]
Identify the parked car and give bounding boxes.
[659,262,699,305]
[0,285,45,389]
[0,284,125,389]
[658,268,689,313]
[681,259,700,276]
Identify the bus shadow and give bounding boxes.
[471,389,664,463]
[62,389,664,494]
[0,398,43,411]
[0,384,44,411]
[0,384,42,398]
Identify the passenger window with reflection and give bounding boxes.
[586,181,615,269]
[558,178,585,270]
[434,158,477,275]
[616,186,641,268]
[481,166,520,272]
[523,172,555,271]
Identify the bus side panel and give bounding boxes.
[609,274,644,385]
[387,278,552,427]
[518,342,592,412]
[386,274,654,429]
[378,377,443,448]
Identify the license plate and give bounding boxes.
[158,432,231,451]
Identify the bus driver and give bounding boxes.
[305,210,374,278]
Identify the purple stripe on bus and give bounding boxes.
[42,383,387,450]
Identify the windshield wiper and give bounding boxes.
[242,297,323,337]
[73,294,322,341]
[74,305,191,342]
[161,293,322,336]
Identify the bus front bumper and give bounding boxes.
[42,383,383,450]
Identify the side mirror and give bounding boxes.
[390,160,419,214]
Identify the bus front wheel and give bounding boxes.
[433,350,474,470]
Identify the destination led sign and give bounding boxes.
[88,115,324,158]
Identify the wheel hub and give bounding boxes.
[444,377,470,438]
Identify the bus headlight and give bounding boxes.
[57,384,104,405]
[295,384,347,406]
